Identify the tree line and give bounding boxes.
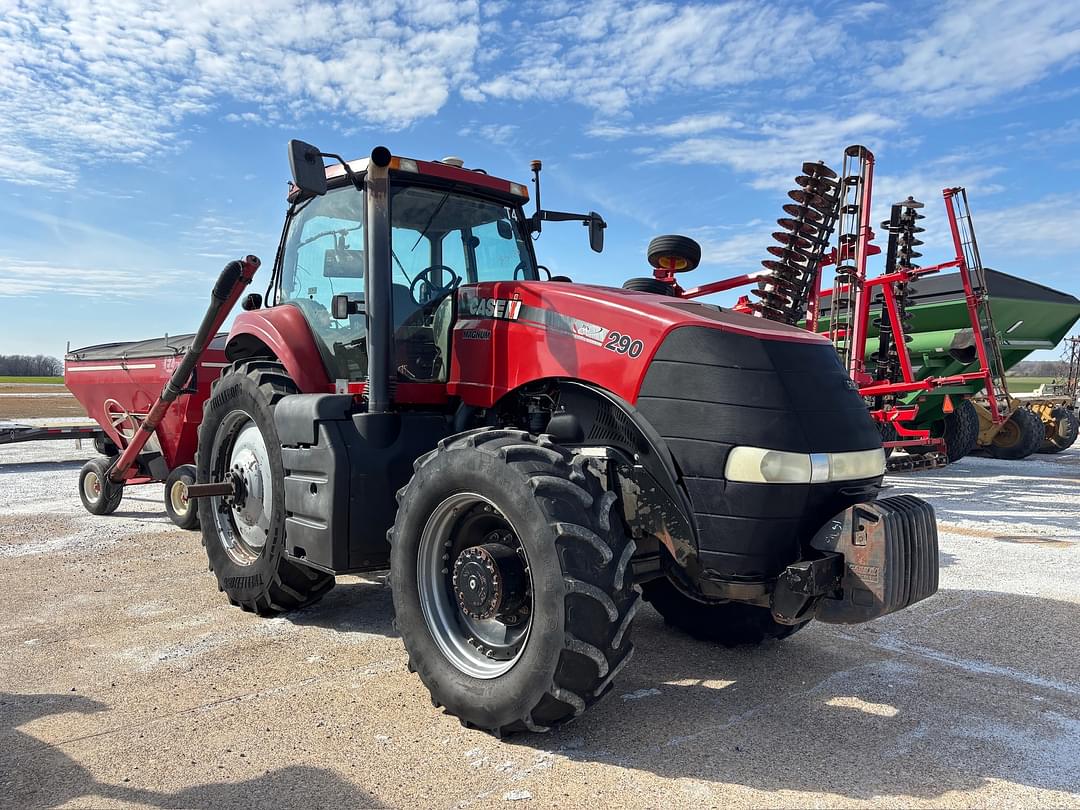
[0,354,64,377]
[1010,360,1071,377]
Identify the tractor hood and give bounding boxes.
[448,280,835,408]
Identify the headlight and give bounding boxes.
[725,446,885,484]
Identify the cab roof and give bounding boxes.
[315,154,530,204]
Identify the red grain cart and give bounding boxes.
[65,333,229,529]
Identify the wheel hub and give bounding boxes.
[452,543,527,621]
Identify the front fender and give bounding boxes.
[227,306,331,394]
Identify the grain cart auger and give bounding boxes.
[71,257,261,525]
[166,141,942,736]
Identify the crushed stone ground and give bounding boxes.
[1,439,1077,809]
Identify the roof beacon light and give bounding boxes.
[441,156,465,168]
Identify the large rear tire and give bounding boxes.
[1037,406,1079,454]
[987,407,1043,460]
[390,428,639,734]
[197,360,334,614]
[641,576,806,647]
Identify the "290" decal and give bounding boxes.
[603,330,644,358]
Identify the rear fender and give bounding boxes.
[227,307,331,394]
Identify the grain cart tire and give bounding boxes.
[164,464,200,530]
[878,422,896,460]
[641,577,806,647]
[197,360,334,614]
[390,428,638,735]
[622,277,676,296]
[988,407,1043,460]
[942,399,980,462]
[78,457,123,516]
[1037,406,1079,454]
[907,399,979,462]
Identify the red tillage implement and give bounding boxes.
[65,257,260,528]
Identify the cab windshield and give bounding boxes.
[277,180,535,383]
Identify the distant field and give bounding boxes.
[0,376,64,384]
[1006,376,1057,393]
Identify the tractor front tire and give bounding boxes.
[197,360,334,614]
[78,457,123,516]
[641,576,807,647]
[164,464,200,530]
[987,407,1043,460]
[1037,406,1079,454]
[390,428,639,735]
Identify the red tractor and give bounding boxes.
[143,143,937,734]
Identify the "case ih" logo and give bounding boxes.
[467,297,522,320]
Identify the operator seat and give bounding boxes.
[392,283,420,331]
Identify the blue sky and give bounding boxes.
[2,0,1079,361]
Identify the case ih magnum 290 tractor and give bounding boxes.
[173,144,936,734]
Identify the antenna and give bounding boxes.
[530,160,542,233]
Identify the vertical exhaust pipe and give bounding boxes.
[366,146,393,413]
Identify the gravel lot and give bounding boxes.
[1,437,1078,809]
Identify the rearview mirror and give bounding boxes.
[288,139,327,197]
[324,248,365,278]
[588,212,606,253]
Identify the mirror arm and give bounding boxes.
[320,151,363,191]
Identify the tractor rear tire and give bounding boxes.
[78,457,123,516]
[641,576,807,647]
[197,360,334,614]
[987,407,1043,460]
[1037,406,1079,454]
[390,428,639,735]
[623,277,676,296]
[164,464,200,530]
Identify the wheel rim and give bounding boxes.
[169,478,190,517]
[210,412,273,565]
[417,493,533,679]
[83,470,102,505]
[993,419,1021,448]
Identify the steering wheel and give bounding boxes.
[513,261,538,280]
[410,264,461,305]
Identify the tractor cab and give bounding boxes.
[269,143,602,389]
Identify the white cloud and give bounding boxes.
[870,0,1080,113]
[0,257,187,298]
[0,0,482,185]
[652,111,902,190]
[972,195,1080,257]
[471,1,837,114]
[458,122,518,145]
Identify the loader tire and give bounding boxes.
[641,576,806,647]
[987,407,1043,460]
[78,457,123,516]
[197,360,334,614]
[1037,406,1079,454]
[390,428,639,735]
